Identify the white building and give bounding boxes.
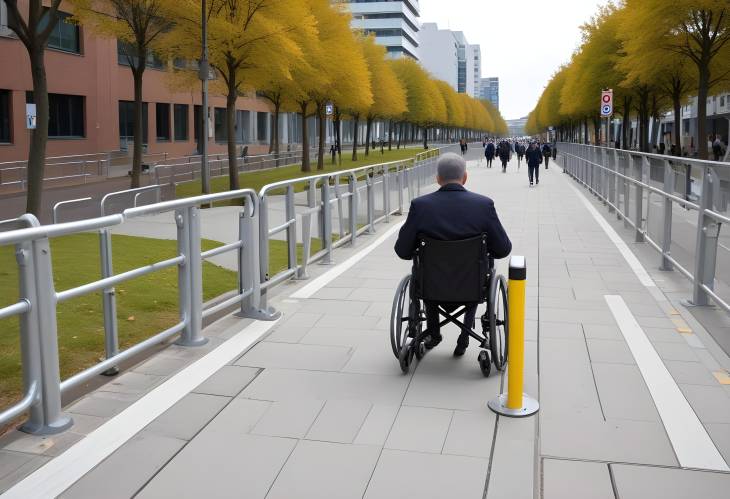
[418,23,481,97]
[481,77,499,109]
[345,0,421,60]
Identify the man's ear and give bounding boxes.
[462,171,468,185]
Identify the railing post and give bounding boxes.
[349,173,357,246]
[238,195,280,320]
[286,185,297,273]
[634,155,645,242]
[660,159,675,271]
[320,178,334,264]
[692,167,720,306]
[299,183,315,279]
[623,153,631,229]
[383,169,390,223]
[367,172,375,234]
[175,207,207,346]
[20,236,72,434]
[396,166,404,215]
[98,229,120,374]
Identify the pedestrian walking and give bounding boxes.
[516,142,525,169]
[542,142,552,169]
[498,140,511,172]
[485,140,495,168]
[526,141,542,186]
[713,135,726,161]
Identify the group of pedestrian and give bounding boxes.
[482,137,557,186]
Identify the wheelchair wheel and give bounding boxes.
[390,275,411,359]
[489,275,509,371]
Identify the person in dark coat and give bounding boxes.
[498,140,511,172]
[542,143,552,169]
[485,141,495,168]
[525,141,542,186]
[395,153,512,356]
[516,142,525,169]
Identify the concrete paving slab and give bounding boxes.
[678,384,730,424]
[66,391,139,418]
[144,392,229,440]
[354,405,400,446]
[136,433,295,499]
[364,449,488,499]
[305,399,372,443]
[267,441,381,499]
[612,463,730,499]
[542,459,614,499]
[385,406,453,454]
[98,371,166,395]
[201,398,270,436]
[252,399,324,439]
[654,341,701,362]
[0,452,49,494]
[1,430,83,457]
[60,432,185,499]
[664,360,720,386]
[587,338,636,364]
[234,341,353,371]
[193,365,261,397]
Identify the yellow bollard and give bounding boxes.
[488,256,539,418]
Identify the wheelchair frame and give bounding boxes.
[390,257,509,377]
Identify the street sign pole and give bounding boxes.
[200,0,210,195]
[601,89,614,147]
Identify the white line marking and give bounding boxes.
[567,183,656,288]
[604,295,729,471]
[290,222,405,299]
[1,319,279,499]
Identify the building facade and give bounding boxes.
[0,2,325,163]
[480,77,499,109]
[418,23,480,97]
[345,0,421,60]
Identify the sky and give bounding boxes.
[418,0,607,120]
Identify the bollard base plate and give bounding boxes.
[488,393,539,418]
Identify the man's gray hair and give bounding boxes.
[437,153,466,182]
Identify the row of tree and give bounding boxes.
[526,0,730,159]
[7,0,506,215]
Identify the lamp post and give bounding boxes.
[199,0,211,194]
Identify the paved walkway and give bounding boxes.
[3,153,730,498]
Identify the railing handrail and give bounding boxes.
[556,141,729,167]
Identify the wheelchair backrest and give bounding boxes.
[413,234,491,303]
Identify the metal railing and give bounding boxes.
[0,146,447,435]
[558,142,730,312]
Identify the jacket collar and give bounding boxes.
[439,183,466,192]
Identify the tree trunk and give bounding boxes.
[673,94,682,154]
[317,104,325,170]
[131,65,145,189]
[274,101,281,157]
[423,126,428,149]
[388,120,393,151]
[300,102,310,172]
[397,122,402,149]
[697,65,710,160]
[583,118,589,144]
[25,45,49,216]
[226,80,239,191]
[365,117,372,156]
[352,114,359,161]
[334,109,341,166]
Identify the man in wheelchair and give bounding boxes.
[392,153,512,375]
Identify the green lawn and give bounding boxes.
[176,147,424,199]
[0,232,317,415]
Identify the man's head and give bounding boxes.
[436,152,467,186]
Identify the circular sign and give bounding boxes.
[601,104,612,115]
[602,94,612,103]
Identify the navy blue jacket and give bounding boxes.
[525,146,542,167]
[394,184,512,260]
[485,143,495,159]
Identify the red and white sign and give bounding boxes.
[601,89,613,117]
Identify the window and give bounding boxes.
[40,10,80,53]
[174,104,188,141]
[118,100,148,144]
[721,96,726,107]
[26,92,84,137]
[117,40,164,69]
[256,112,268,142]
[0,89,10,143]
[214,107,226,143]
[194,105,202,151]
[155,103,170,141]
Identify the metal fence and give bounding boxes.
[0,146,446,435]
[558,142,730,312]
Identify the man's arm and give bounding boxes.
[485,201,512,259]
[394,201,421,260]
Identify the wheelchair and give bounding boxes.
[390,234,508,377]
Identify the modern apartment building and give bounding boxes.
[480,77,499,109]
[345,0,421,60]
[419,23,481,97]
